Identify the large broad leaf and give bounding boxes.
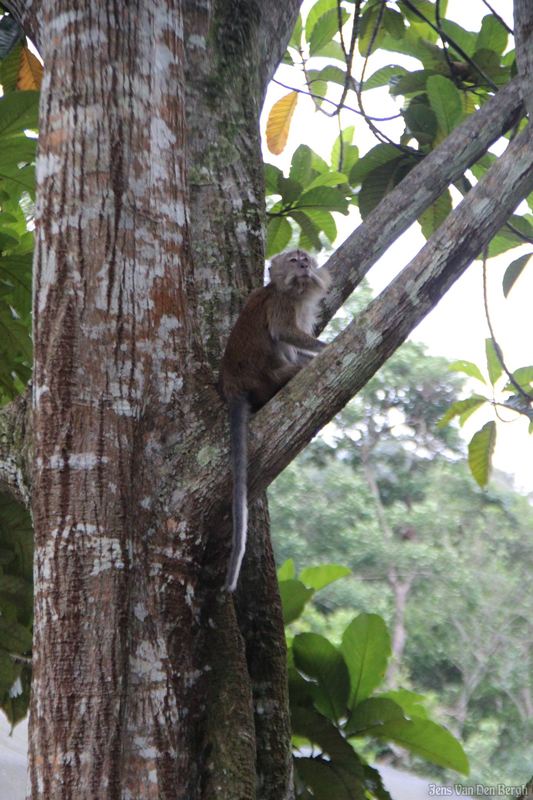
[289,145,314,189]
[297,208,337,243]
[266,91,298,155]
[299,564,351,591]
[348,698,469,775]
[485,338,503,386]
[404,102,437,145]
[0,91,39,138]
[0,617,32,653]
[264,163,283,195]
[363,64,408,91]
[297,186,349,215]
[305,0,338,41]
[331,126,355,172]
[293,633,350,721]
[349,143,410,186]
[502,253,532,298]
[340,613,391,709]
[277,559,296,582]
[476,14,508,55]
[358,157,415,219]
[0,649,15,695]
[390,69,438,96]
[468,421,496,488]
[378,689,428,719]
[279,579,314,624]
[295,758,367,800]
[309,9,348,58]
[291,707,364,772]
[448,360,486,384]
[418,189,452,239]
[291,210,323,252]
[289,12,303,48]
[440,19,477,57]
[438,395,488,429]
[265,216,293,258]
[383,8,405,40]
[312,40,346,62]
[426,75,463,136]
[359,3,386,57]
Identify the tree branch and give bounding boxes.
[1,0,42,51]
[0,390,32,507]
[193,118,533,534]
[514,0,533,119]
[320,78,524,328]
[256,0,302,94]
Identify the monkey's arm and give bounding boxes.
[274,327,327,353]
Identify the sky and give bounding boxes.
[260,1,533,494]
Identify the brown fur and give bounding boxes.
[219,250,331,410]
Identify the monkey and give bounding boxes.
[219,249,332,591]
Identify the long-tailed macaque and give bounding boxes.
[219,249,331,591]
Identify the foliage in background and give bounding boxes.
[0,11,39,725]
[279,564,468,797]
[270,340,533,785]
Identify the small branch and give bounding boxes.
[482,251,533,403]
[481,0,513,35]
[400,0,499,91]
[319,79,524,327]
[271,77,401,121]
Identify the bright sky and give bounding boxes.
[260,1,533,494]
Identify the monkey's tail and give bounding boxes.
[225,397,250,592]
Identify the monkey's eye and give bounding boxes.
[289,257,298,262]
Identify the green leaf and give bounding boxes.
[312,65,347,88]
[289,145,313,188]
[468,421,496,488]
[265,216,293,258]
[378,689,429,719]
[438,395,488,429]
[502,253,532,298]
[295,758,366,800]
[0,163,36,197]
[476,14,508,55]
[311,40,346,62]
[448,360,486,384]
[0,649,15,694]
[0,15,23,60]
[349,143,407,186]
[349,698,470,774]
[309,9,347,58]
[305,0,338,40]
[289,12,303,48]
[297,186,349,215]
[359,3,386,57]
[340,613,391,709]
[391,69,439,96]
[440,19,477,58]
[383,8,405,40]
[426,75,463,136]
[290,210,323,252]
[264,163,283,194]
[0,91,39,139]
[0,617,32,653]
[291,707,364,772]
[278,176,303,205]
[277,559,295,581]
[358,157,415,219]
[0,575,31,604]
[419,190,452,238]
[404,103,438,145]
[293,633,350,721]
[279,579,315,624]
[298,208,337,243]
[331,126,354,172]
[485,338,503,386]
[305,172,348,191]
[363,64,408,91]
[299,564,351,591]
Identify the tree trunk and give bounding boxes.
[26,1,299,797]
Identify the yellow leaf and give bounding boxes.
[18,47,43,91]
[266,91,298,155]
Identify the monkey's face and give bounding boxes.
[270,249,322,293]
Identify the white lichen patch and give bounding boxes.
[34,384,49,407]
[365,328,382,348]
[197,445,218,468]
[188,34,206,49]
[90,537,125,576]
[134,603,148,622]
[342,352,358,369]
[46,452,107,470]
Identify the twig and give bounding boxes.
[272,77,401,122]
[481,0,514,35]
[482,248,533,403]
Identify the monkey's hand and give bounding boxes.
[276,328,327,354]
